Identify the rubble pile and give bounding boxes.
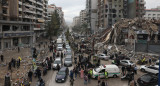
[101,18,160,44]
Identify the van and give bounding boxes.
[92,65,120,79]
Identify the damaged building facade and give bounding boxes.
[0,0,48,50]
[102,18,160,54]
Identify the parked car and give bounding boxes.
[140,65,159,75]
[155,60,159,66]
[120,60,135,67]
[55,67,69,83]
[137,74,158,86]
[64,56,72,67]
[57,44,63,51]
[92,65,120,79]
[96,53,110,60]
[52,58,62,70]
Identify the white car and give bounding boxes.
[57,46,63,51]
[140,65,159,75]
[120,60,135,67]
[96,53,110,60]
[155,60,159,66]
[52,58,62,70]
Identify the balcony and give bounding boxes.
[37,2,43,6]
[36,12,43,15]
[19,8,22,11]
[36,7,43,11]
[28,0,36,3]
[24,3,36,8]
[24,9,36,14]
[19,1,22,5]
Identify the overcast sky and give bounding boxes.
[48,0,160,25]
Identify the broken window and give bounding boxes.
[2,25,10,31]
[12,26,19,31]
[112,9,116,13]
[113,14,116,18]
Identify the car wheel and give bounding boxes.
[141,69,145,72]
[113,74,117,78]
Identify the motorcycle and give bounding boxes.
[121,73,132,80]
[36,77,45,86]
[43,67,47,76]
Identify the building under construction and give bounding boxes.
[0,0,48,50]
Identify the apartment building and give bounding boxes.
[47,4,56,22]
[96,0,145,30]
[80,10,87,25]
[144,7,160,20]
[72,16,80,27]
[0,0,48,50]
[47,4,65,29]
[86,0,97,33]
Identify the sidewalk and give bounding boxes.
[0,38,50,86]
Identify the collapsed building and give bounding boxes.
[101,18,160,54]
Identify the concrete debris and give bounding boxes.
[101,18,160,44]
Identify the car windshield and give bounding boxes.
[58,71,65,75]
[141,75,152,82]
[54,60,61,64]
[58,44,62,46]
[67,52,72,55]
[65,58,71,61]
[129,61,133,63]
[94,67,100,72]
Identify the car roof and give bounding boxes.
[66,55,72,58]
[55,58,61,60]
[141,74,157,78]
[121,60,130,61]
[59,67,68,71]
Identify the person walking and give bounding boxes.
[18,47,20,53]
[1,55,4,62]
[134,66,137,74]
[105,71,108,79]
[57,64,60,71]
[36,67,41,79]
[84,75,88,85]
[149,58,152,65]
[4,73,11,86]
[74,67,78,79]
[98,75,101,86]
[28,70,33,82]
[70,70,74,80]
[101,80,105,86]
[88,72,91,83]
[80,68,84,79]
[105,80,108,86]
[8,62,12,70]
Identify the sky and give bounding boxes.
[48,0,160,25]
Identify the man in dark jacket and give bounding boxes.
[101,80,105,86]
[1,55,4,62]
[28,70,33,82]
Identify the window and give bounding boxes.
[119,15,121,17]
[2,25,10,31]
[119,5,121,7]
[99,69,105,73]
[115,5,117,7]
